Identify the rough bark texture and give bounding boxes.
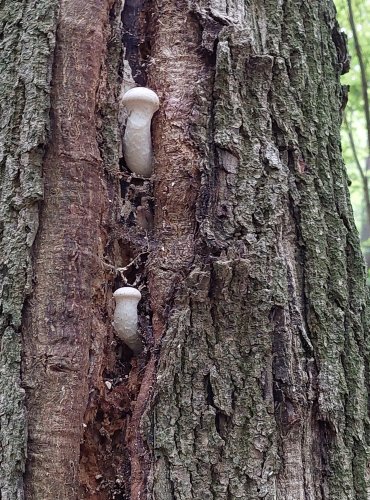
[144,1,370,499]
[1,0,369,499]
[0,1,58,497]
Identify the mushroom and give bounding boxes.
[113,287,143,354]
[120,87,159,177]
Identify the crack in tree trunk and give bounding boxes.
[1,0,369,499]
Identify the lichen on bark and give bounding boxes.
[0,1,58,497]
[1,0,369,498]
[145,1,370,499]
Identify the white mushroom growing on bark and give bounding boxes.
[120,87,159,177]
[113,287,143,354]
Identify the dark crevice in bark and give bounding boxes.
[77,0,158,494]
[87,3,160,496]
[121,0,151,86]
[1,0,367,497]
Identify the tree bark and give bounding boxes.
[145,1,370,498]
[22,1,115,497]
[0,0,369,499]
[343,113,370,270]
[0,1,59,497]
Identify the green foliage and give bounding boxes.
[335,0,370,238]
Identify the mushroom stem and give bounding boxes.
[113,287,142,354]
[121,87,159,177]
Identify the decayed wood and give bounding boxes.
[1,0,369,498]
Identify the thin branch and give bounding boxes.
[344,112,366,180]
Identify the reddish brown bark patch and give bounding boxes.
[22,1,115,498]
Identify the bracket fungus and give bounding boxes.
[120,87,159,177]
[113,287,143,354]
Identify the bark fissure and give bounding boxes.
[1,0,369,498]
[145,1,370,499]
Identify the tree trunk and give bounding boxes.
[0,0,369,499]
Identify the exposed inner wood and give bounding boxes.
[11,0,369,498]
[22,1,113,497]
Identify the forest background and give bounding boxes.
[335,0,370,276]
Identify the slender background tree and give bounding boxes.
[335,0,370,273]
[0,0,369,499]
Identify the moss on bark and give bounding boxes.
[1,0,368,498]
[146,1,370,498]
[0,1,58,497]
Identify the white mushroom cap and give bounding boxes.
[113,287,142,301]
[121,87,159,114]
